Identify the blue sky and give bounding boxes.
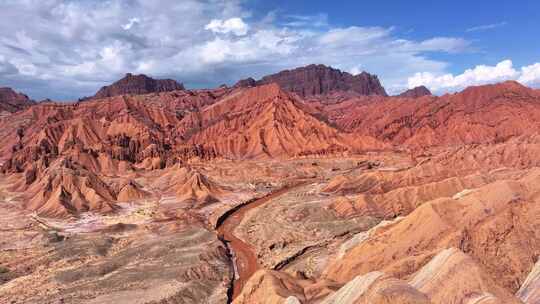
[0,0,539,100]
[250,0,540,68]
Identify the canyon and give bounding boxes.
[1,65,539,304]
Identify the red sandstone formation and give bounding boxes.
[173,169,228,204]
[92,73,185,99]
[24,159,118,217]
[179,84,385,158]
[0,87,231,169]
[233,77,257,89]
[234,64,387,97]
[0,87,34,113]
[322,81,540,149]
[397,85,432,98]
[2,71,540,304]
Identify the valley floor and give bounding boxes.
[1,151,539,304]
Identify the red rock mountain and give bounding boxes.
[0,87,231,168]
[0,87,35,113]
[233,77,257,89]
[92,73,185,99]
[234,64,387,97]
[4,80,540,169]
[0,88,232,216]
[0,83,384,178]
[321,81,540,149]
[397,86,432,98]
[177,84,385,158]
[0,84,385,217]
[2,72,540,304]
[4,80,540,174]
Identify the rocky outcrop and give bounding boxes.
[174,169,228,204]
[321,272,431,304]
[234,269,431,304]
[5,71,540,304]
[233,270,305,304]
[0,87,34,113]
[92,73,184,99]
[24,160,117,217]
[517,260,540,303]
[410,248,520,303]
[324,172,489,218]
[234,64,387,97]
[233,77,257,88]
[116,180,149,202]
[397,86,432,98]
[324,171,540,297]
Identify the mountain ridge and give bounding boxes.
[234,64,387,97]
[91,73,185,99]
[397,86,432,98]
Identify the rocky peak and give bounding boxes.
[0,87,35,113]
[457,80,534,103]
[233,77,257,88]
[234,64,387,97]
[92,73,185,99]
[397,86,432,98]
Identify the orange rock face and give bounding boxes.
[324,169,540,293]
[181,84,385,158]
[321,81,540,149]
[25,160,117,217]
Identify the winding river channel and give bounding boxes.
[216,183,305,300]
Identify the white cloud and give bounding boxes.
[349,66,363,75]
[466,22,507,32]
[519,63,540,87]
[205,18,249,36]
[197,28,301,65]
[282,14,328,28]
[122,18,140,30]
[0,0,473,99]
[414,37,469,53]
[318,26,392,46]
[408,60,540,93]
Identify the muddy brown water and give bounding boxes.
[216,183,307,300]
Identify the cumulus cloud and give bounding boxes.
[408,60,540,93]
[205,18,249,36]
[519,63,540,87]
[0,0,472,99]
